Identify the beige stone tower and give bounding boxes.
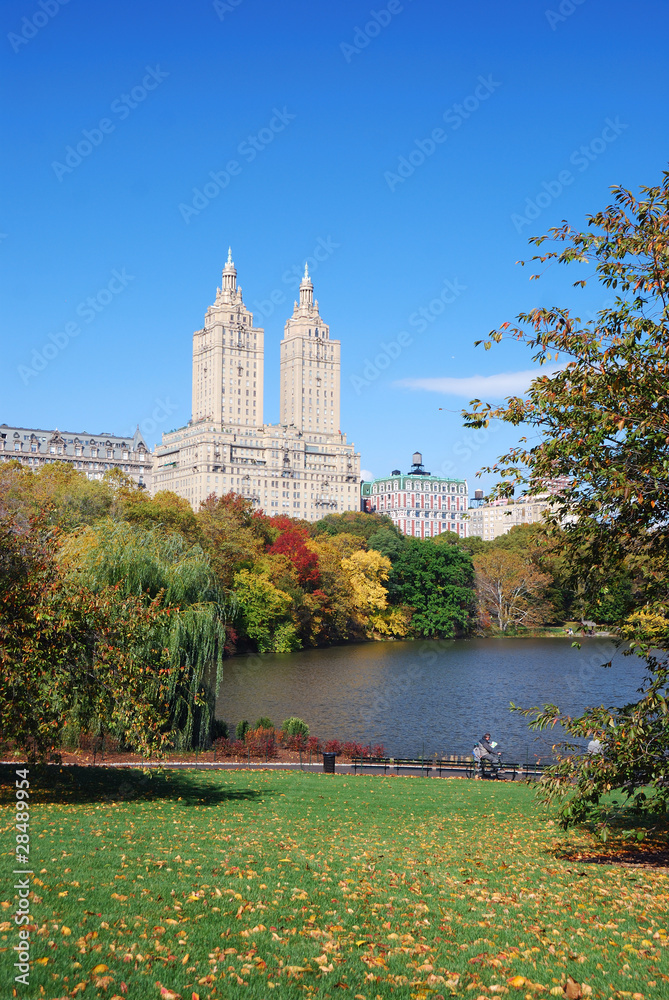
[279,265,340,433]
[192,249,264,427]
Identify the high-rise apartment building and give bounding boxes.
[153,252,360,519]
[279,265,340,433]
[192,249,264,427]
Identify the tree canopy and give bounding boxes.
[465,170,669,828]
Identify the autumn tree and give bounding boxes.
[465,170,669,827]
[0,460,114,530]
[473,548,553,632]
[342,549,390,613]
[197,492,266,589]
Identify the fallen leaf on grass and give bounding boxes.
[564,977,581,1000]
[91,964,109,975]
[155,985,182,1000]
[93,977,115,990]
[507,976,526,989]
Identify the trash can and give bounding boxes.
[322,752,336,774]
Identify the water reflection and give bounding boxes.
[216,638,647,759]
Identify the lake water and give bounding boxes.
[215,637,648,761]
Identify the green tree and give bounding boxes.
[464,170,669,827]
[58,519,228,749]
[367,527,406,562]
[389,539,476,637]
[233,569,300,653]
[311,510,397,540]
[0,513,226,759]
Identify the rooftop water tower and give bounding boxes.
[409,451,429,476]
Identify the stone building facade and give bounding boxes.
[360,452,469,539]
[0,424,152,488]
[466,495,552,539]
[153,252,360,519]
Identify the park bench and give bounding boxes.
[350,756,432,775]
[432,756,520,779]
[351,755,521,779]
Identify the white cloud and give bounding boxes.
[396,367,561,398]
[360,468,374,481]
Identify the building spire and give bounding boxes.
[299,261,314,308]
[221,246,237,295]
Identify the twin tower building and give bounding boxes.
[153,251,361,519]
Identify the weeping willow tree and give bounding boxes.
[59,520,231,749]
[61,519,219,604]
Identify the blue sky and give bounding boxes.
[2,0,668,490]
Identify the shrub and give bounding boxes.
[235,720,250,741]
[283,733,307,751]
[282,717,309,738]
[213,737,246,758]
[306,735,321,754]
[255,716,273,730]
[324,739,342,754]
[244,726,278,760]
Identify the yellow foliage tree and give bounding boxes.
[341,549,392,616]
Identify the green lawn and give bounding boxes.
[1,767,667,1000]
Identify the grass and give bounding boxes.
[1,766,667,1000]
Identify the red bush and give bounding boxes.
[212,738,246,758]
[306,736,321,753]
[244,726,278,759]
[324,739,342,754]
[284,733,307,751]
